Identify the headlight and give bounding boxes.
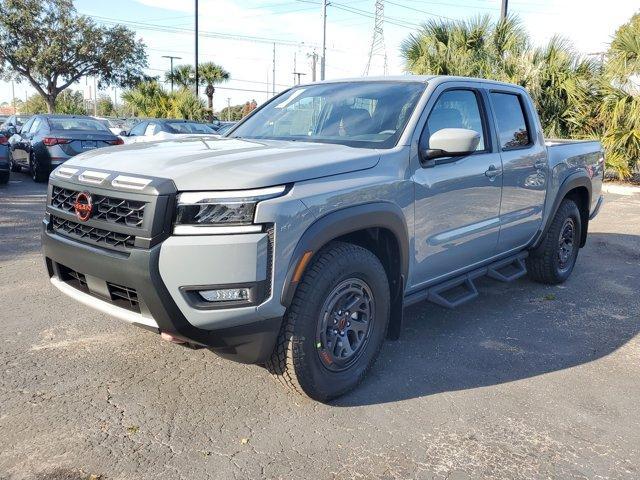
[174,185,287,235]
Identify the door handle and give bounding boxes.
[485,164,502,180]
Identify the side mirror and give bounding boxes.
[420,128,481,167]
[119,130,129,136]
[6,126,16,135]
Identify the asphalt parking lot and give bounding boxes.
[1,172,639,480]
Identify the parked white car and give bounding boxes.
[122,119,216,144]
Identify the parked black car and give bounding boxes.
[9,114,123,183]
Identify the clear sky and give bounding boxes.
[1,0,638,112]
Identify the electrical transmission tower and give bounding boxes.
[363,0,388,76]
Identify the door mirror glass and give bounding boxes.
[424,128,481,161]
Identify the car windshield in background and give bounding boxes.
[168,122,215,134]
[230,81,426,149]
[49,118,111,132]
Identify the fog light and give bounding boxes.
[199,288,250,302]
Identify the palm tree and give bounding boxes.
[198,62,230,113]
[596,13,640,178]
[122,80,171,118]
[165,64,195,90]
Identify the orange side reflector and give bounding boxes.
[292,250,313,283]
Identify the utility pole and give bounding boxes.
[113,86,118,112]
[272,43,276,97]
[162,55,182,92]
[11,80,15,113]
[227,97,231,121]
[500,0,508,20]
[320,0,327,80]
[93,77,98,116]
[194,0,199,97]
[308,51,318,82]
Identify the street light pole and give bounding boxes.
[500,0,508,20]
[194,0,199,97]
[320,0,327,80]
[162,55,182,92]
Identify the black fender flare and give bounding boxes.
[534,171,592,248]
[280,202,410,308]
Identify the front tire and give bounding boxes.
[0,171,8,185]
[526,198,582,284]
[267,241,390,402]
[29,151,48,183]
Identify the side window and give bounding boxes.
[144,123,157,136]
[20,118,34,134]
[426,90,486,150]
[29,118,42,134]
[490,92,530,150]
[128,122,147,136]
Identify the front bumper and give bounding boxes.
[42,219,283,364]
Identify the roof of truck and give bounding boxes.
[301,75,524,90]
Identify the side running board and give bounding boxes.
[404,251,528,310]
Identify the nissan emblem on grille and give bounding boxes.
[73,192,93,222]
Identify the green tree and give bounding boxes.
[0,0,148,113]
[597,13,640,178]
[165,64,194,90]
[122,80,171,117]
[122,80,206,120]
[54,90,86,114]
[169,88,207,120]
[164,62,230,116]
[96,95,115,117]
[22,94,47,114]
[199,62,230,113]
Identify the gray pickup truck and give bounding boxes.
[42,76,604,401]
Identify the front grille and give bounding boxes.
[107,282,140,313]
[51,186,146,228]
[52,215,135,250]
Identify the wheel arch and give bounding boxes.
[536,173,592,249]
[280,203,410,327]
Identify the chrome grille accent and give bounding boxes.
[51,186,146,227]
[51,215,135,250]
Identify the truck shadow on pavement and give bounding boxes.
[335,232,640,407]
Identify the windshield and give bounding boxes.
[168,122,215,134]
[230,81,425,148]
[49,118,111,132]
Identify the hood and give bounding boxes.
[64,136,380,190]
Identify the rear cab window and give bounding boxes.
[490,92,531,150]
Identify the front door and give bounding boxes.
[410,86,503,289]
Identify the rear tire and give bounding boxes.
[526,199,582,284]
[266,241,390,402]
[29,151,48,183]
[0,171,8,185]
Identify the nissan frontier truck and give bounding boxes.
[42,76,604,401]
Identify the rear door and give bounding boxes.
[410,82,503,287]
[487,89,547,252]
